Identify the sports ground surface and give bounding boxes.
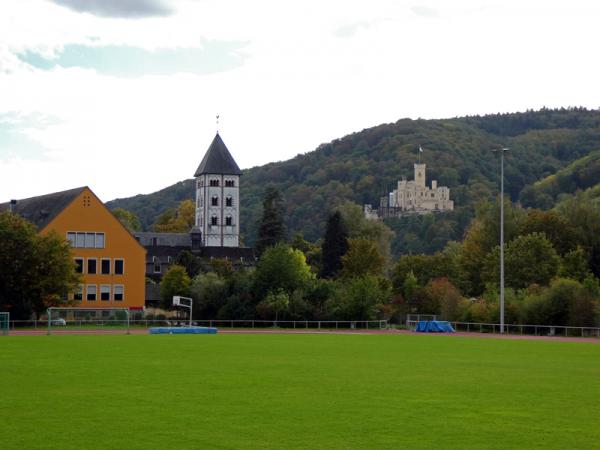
[1,332,599,449]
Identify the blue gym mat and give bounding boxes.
[149,326,218,335]
[415,320,455,333]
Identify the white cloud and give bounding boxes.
[1,0,600,202]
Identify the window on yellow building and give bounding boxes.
[74,258,84,274]
[101,259,111,275]
[114,259,124,275]
[87,258,97,275]
[74,284,83,301]
[100,285,110,301]
[85,233,95,248]
[86,285,97,301]
[114,285,124,301]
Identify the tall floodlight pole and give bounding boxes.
[492,147,509,333]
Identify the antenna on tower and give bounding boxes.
[216,114,220,134]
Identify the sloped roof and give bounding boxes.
[194,133,242,176]
[0,187,86,230]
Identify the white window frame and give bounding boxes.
[66,232,76,246]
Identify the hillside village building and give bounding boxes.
[0,187,147,311]
[364,163,454,219]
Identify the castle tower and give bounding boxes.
[414,163,426,189]
[194,133,242,247]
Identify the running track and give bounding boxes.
[6,328,600,343]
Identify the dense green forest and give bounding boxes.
[107,107,600,256]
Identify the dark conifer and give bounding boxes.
[320,211,349,278]
[255,186,286,256]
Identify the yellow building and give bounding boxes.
[1,187,146,310]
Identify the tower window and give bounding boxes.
[225,180,235,187]
[225,216,232,226]
[211,196,219,206]
[226,196,233,207]
[210,179,220,187]
[211,216,218,226]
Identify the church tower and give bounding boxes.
[194,133,242,247]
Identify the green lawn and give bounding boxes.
[1,334,599,449]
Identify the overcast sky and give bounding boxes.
[1,0,599,202]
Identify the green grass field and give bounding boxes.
[1,334,599,449]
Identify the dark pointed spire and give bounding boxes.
[194,133,242,176]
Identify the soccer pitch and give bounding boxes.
[1,334,599,449]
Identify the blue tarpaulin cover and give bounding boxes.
[415,321,455,333]
[149,326,218,335]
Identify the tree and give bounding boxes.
[482,232,560,290]
[422,278,464,321]
[459,199,526,295]
[153,200,195,232]
[189,272,228,319]
[159,265,191,309]
[319,211,349,278]
[402,271,419,308]
[556,195,600,277]
[559,246,591,281]
[290,232,321,272]
[112,208,142,232]
[519,209,576,255]
[328,275,390,320]
[256,289,289,321]
[175,250,202,278]
[337,202,395,263]
[254,243,313,298]
[341,238,384,279]
[255,186,286,256]
[0,212,80,319]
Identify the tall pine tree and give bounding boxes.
[255,186,286,256]
[320,211,349,278]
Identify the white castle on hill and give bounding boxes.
[364,163,454,220]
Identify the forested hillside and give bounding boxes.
[107,107,600,256]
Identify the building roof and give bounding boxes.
[194,133,242,176]
[0,186,86,230]
[134,232,191,247]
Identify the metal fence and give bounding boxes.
[406,320,600,338]
[8,319,389,331]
